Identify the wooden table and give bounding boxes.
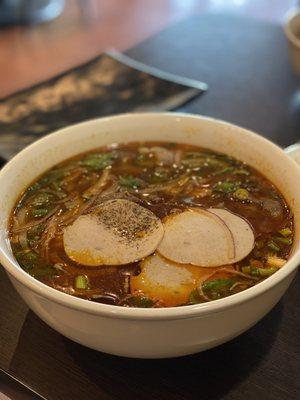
[0,1,299,400]
[0,0,294,99]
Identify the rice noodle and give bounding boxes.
[148,147,174,165]
[141,175,190,194]
[18,231,29,250]
[39,213,60,260]
[13,206,60,233]
[218,267,259,281]
[14,207,31,250]
[229,281,252,291]
[197,283,211,302]
[13,207,27,229]
[82,168,111,199]
[56,197,83,227]
[174,150,183,166]
[62,167,85,186]
[58,172,117,225]
[53,193,77,204]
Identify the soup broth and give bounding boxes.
[9,142,293,307]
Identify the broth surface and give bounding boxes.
[9,142,293,307]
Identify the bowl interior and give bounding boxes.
[0,113,300,316]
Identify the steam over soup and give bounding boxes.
[9,142,293,307]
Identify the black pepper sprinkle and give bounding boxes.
[94,199,159,243]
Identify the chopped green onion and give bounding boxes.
[214,166,235,175]
[74,275,89,290]
[234,168,250,176]
[31,208,50,218]
[28,182,41,192]
[31,265,58,278]
[267,256,286,268]
[119,175,141,189]
[249,268,260,277]
[45,169,65,181]
[81,152,116,171]
[241,266,251,274]
[189,288,201,304]
[182,155,226,170]
[129,296,154,308]
[257,267,277,277]
[267,240,280,252]
[38,169,65,187]
[150,167,168,182]
[233,188,249,201]
[278,228,292,237]
[28,223,45,236]
[135,153,153,167]
[15,251,39,269]
[202,279,234,292]
[31,193,51,207]
[213,181,241,193]
[51,180,64,194]
[242,266,276,277]
[184,152,206,159]
[16,250,38,262]
[274,236,292,245]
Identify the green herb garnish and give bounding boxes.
[257,267,277,277]
[202,278,235,300]
[81,152,116,171]
[234,168,250,176]
[249,268,260,277]
[233,188,249,201]
[189,288,201,304]
[74,275,89,290]
[28,182,41,193]
[202,279,234,292]
[278,228,292,237]
[267,240,280,252]
[274,236,293,245]
[150,167,169,183]
[119,175,141,189]
[242,266,277,277]
[30,192,52,207]
[15,251,39,270]
[129,295,154,308]
[214,166,235,175]
[31,208,50,218]
[241,266,251,275]
[213,181,241,193]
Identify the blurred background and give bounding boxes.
[0,0,296,98]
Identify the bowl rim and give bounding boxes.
[0,112,299,321]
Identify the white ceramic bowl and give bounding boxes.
[0,113,299,359]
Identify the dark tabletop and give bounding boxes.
[0,12,299,400]
[127,13,300,147]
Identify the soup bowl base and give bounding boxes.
[8,271,296,358]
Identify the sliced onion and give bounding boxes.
[209,208,254,263]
